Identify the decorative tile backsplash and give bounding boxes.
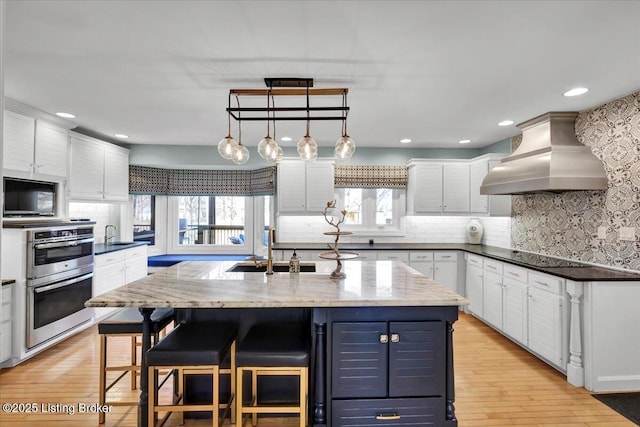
[511,90,640,272]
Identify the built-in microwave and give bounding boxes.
[3,177,57,217]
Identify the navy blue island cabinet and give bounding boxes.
[312,305,458,427]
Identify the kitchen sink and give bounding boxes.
[227,262,316,273]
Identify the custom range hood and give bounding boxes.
[480,112,608,195]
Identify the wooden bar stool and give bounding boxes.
[235,323,310,427]
[97,307,174,424]
[147,322,237,427]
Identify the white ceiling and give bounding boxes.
[4,0,640,150]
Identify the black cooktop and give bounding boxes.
[504,250,587,268]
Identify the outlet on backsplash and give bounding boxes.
[619,227,636,241]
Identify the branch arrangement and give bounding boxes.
[323,200,347,257]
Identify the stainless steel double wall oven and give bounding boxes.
[26,224,94,349]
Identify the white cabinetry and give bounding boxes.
[0,284,13,363]
[93,246,148,320]
[69,132,130,201]
[433,252,459,293]
[409,252,434,278]
[469,154,511,216]
[527,272,564,367]
[277,159,334,214]
[3,110,69,178]
[376,251,409,262]
[407,160,469,214]
[483,270,504,329]
[465,254,484,316]
[502,275,528,346]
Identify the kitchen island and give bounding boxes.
[86,260,468,427]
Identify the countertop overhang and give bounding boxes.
[85,260,469,309]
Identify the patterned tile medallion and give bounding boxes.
[512,90,640,272]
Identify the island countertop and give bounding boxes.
[85,260,469,309]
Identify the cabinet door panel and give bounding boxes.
[483,271,503,329]
[443,164,470,212]
[3,110,35,172]
[305,161,334,212]
[433,259,458,294]
[35,121,68,177]
[503,278,528,345]
[528,287,563,367]
[277,161,306,212]
[332,322,388,398]
[69,137,104,200]
[465,264,483,317]
[388,322,444,397]
[469,161,489,213]
[412,164,443,213]
[103,148,130,201]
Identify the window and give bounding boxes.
[132,195,155,245]
[336,188,404,233]
[176,196,246,246]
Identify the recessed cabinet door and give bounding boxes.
[388,322,444,397]
[466,263,483,317]
[502,278,528,345]
[442,164,470,212]
[469,161,489,213]
[3,110,35,173]
[277,160,306,212]
[332,322,388,398]
[34,121,68,177]
[305,161,334,212]
[409,164,443,213]
[483,271,503,329]
[70,136,105,200]
[528,287,563,367]
[103,147,130,201]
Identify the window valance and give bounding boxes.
[129,166,276,196]
[334,165,408,188]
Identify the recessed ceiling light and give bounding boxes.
[458,139,471,144]
[563,87,589,97]
[280,136,292,142]
[114,134,129,139]
[498,120,514,126]
[400,138,412,144]
[56,112,76,119]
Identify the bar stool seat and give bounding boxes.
[236,323,310,427]
[147,322,237,427]
[98,307,174,424]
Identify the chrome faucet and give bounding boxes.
[104,224,117,245]
[255,227,276,275]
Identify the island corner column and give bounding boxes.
[445,306,459,424]
[138,308,155,427]
[313,308,327,426]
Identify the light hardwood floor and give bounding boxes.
[0,312,634,426]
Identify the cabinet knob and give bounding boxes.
[391,333,400,343]
[379,334,389,344]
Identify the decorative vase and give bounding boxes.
[466,217,484,244]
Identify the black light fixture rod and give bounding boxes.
[228,115,347,121]
[227,107,349,113]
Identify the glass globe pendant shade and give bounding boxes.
[297,135,318,162]
[232,144,250,165]
[265,145,284,165]
[257,136,278,160]
[334,134,356,160]
[218,135,238,160]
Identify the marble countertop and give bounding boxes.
[274,242,640,281]
[85,260,469,309]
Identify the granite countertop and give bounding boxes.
[274,242,640,281]
[85,260,469,309]
[94,241,149,255]
[2,279,15,287]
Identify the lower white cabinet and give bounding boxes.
[93,246,148,320]
[376,251,409,262]
[527,273,564,367]
[1,284,13,363]
[502,277,528,345]
[409,252,434,278]
[483,270,503,329]
[465,255,484,317]
[433,252,459,294]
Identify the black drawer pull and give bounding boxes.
[376,413,401,421]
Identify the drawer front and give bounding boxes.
[332,397,445,427]
[433,252,456,262]
[95,250,126,268]
[409,252,434,262]
[332,322,388,398]
[124,246,147,260]
[503,264,527,282]
[529,272,563,295]
[466,254,483,268]
[484,258,503,274]
[376,251,409,262]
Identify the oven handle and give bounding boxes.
[34,238,95,250]
[32,273,93,294]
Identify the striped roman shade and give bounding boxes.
[334,165,408,188]
[129,166,276,196]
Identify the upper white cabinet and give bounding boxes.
[69,132,130,202]
[3,110,69,178]
[469,154,511,216]
[407,160,469,214]
[277,159,334,214]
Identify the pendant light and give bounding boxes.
[231,103,249,165]
[218,93,238,159]
[257,89,280,160]
[335,91,355,161]
[297,83,318,162]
